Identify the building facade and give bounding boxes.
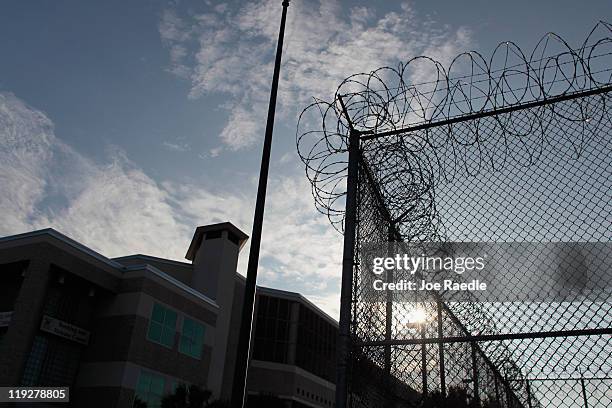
[248,287,336,408]
[0,223,336,408]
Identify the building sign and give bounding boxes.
[0,311,13,327]
[40,315,90,345]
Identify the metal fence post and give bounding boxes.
[384,229,394,407]
[471,342,480,405]
[336,95,360,408]
[437,300,446,396]
[581,377,589,408]
[494,376,500,406]
[526,379,533,408]
[421,323,428,398]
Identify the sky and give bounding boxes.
[0,0,610,318]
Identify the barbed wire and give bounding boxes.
[296,21,612,234]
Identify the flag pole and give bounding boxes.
[230,1,290,407]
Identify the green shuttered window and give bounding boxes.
[179,317,205,359]
[147,303,177,348]
[135,371,165,408]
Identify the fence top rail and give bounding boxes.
[358,84,612,141]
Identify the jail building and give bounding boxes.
[0,223,336,408]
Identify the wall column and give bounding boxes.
[0,257,51,385]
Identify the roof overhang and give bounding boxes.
[185,222,249,261]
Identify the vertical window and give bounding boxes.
[252,296,292,364]
[147,303,177,348]
[135,371,165,408]
[21,336,48,385]
[179,317,205,359]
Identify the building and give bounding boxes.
[0,223,336,408]
[248,287,336,408]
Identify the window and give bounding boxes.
[296,306,336,382]
[253,296,292,364]
[21,336,48,386]
[147,303,177,348]
[21,335,81,387]
[179,317,205,359]
[135,371,165,408]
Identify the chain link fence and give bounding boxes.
[298,22,612,408]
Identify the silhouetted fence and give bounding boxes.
[298,21,612,408]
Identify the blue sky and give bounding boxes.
[0,0,610,317]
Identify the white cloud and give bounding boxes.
[0,92,191,258]
[218,104,263,150]
[0,92,341,317]
[160,0,472,151]
[207,146,223,158]
[159,9,193,78]
[162,140,190,152]
[308,291,341,322]
[0,93,53,232]
[278,151,293,164]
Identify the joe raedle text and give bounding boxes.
[372,279,487,292]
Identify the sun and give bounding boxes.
[410,307,427,325]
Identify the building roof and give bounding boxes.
[0,228,217,307]
[0,228,124,269]
[113,253,192,267]
[0,227,336,325]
